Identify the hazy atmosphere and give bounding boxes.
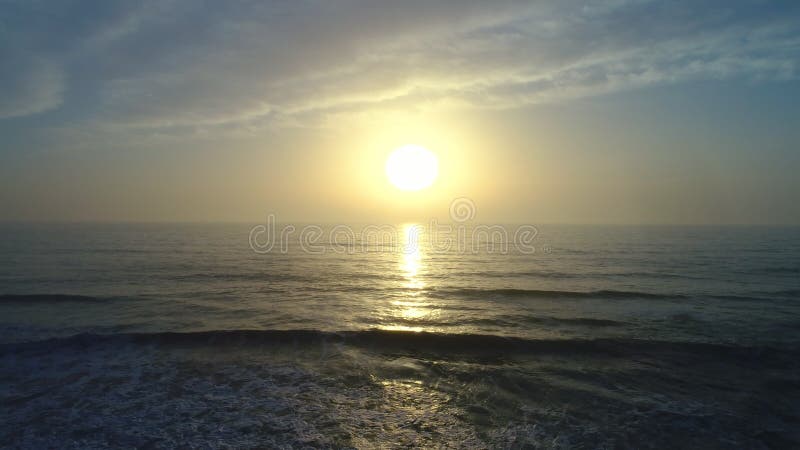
[2,2,800,448]
[2,0,799,224]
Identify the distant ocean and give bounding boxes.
[1,223,799,448]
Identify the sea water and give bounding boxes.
[1,223,798,447]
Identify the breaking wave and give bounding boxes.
[3,329,795,365]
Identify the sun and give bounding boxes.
[386,145,439,191]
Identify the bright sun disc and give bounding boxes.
[386,145,439,191]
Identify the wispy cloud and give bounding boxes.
[0,50,63,119]
[1,0,798,130]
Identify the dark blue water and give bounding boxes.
[1,224,799,448]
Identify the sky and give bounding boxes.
[1,0,799,224]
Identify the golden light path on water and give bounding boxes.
[380,224,438,332]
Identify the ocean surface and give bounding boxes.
[1,223,799,448]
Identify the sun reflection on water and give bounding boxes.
[379,224,437,332]
[400,223,423,287]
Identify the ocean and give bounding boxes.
[1,223,799,448]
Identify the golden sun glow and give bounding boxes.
[385,145,439,191]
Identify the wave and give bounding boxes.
[460,315,624,328]
[709,291,800,302]
[356,315,626,329]
[757,266,800,275]
[166,271,408,284]
[428,287,685,301]
[606,271,709,280]
[167,272,313,283]
[667,312,703,323]
[0,294,105,303]
[430,271,582,280]
[3,329,795,365]
[770,289,800,298]
[522,316,625,327]
[431,270,708,281]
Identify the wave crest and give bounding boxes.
[3,329,794,366]
[429,288,685,300]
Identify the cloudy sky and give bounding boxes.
[1,0,799,224]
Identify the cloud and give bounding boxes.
[0,49,63,119]
[1,0,798,127]
[0,0,146,119]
